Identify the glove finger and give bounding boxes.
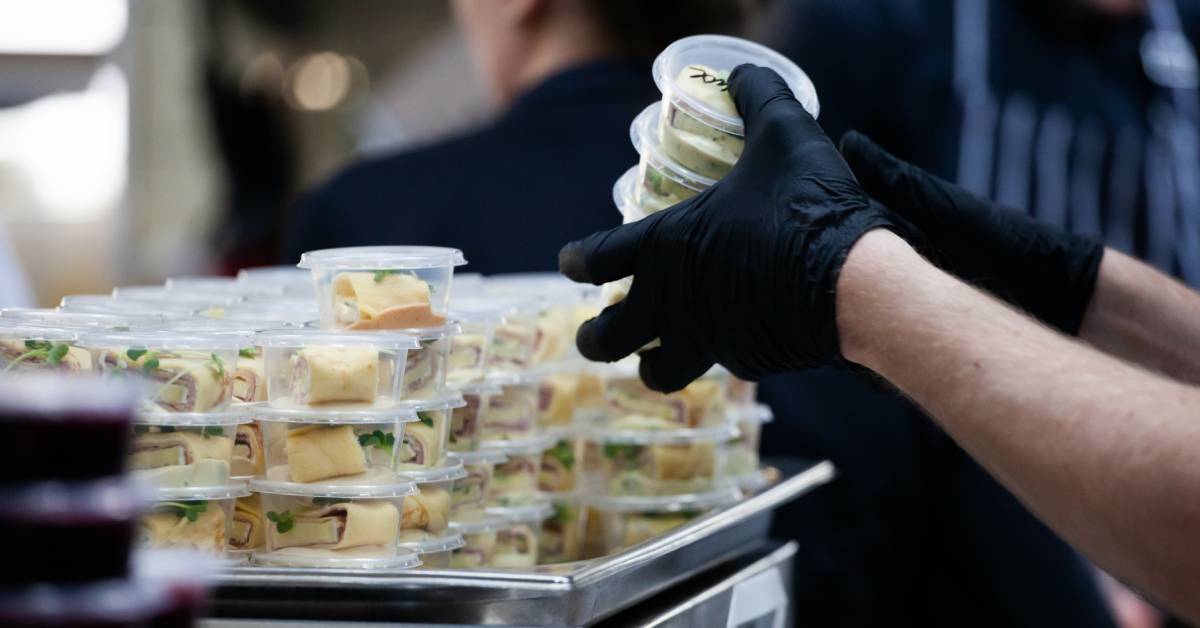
[637,343,714,394]
[558,208,671,286]
[729,64,823,141]
[575,285,659,363]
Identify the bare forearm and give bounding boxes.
[837,231,1200,622]
[1079,249,1200,384]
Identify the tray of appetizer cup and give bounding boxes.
[207,459,834,627]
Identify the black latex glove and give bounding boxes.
[839,131,1104,335]
[558,65,905,392]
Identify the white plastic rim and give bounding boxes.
[730,403,774,424]
[399,532,466,555]
[140,483,250,502]
[134,409,251,426]
[390,322,462,341]
[255,329,421,349]
[586,423,739,445]
[298,246,467,271]
[487,501,554,525]
[248,403,418,425]
[652,34,820,135]
[112,286,245,308]
[479,434,556,456]
[162,318,280,335]
[448,449,509,465]
[165,276,286,298]
[459,381,504,396]
[0,373,144,415]
[398,459,468,484]
[612,167,642,221]
[253,549,422,571]
[237,265,312,284]
[630,102,719,191]
[0,322,77,341]
[0,308,165,330]
[449,514,507,535]
[587,486,742,513]
[80,330,246,351]
[251,477,417,499]
[60,294,201,315]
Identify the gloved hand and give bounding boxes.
[558,65,906,392]
[839,131,1104,334]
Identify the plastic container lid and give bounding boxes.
[60,294,202,315]
[398,459,468,484]
[0,374,144,415]
[459,381,503,396]
[588,486,742,513]
[479,434,555,456]
[586,423,738,445]
[652,34,819,135]
[112,286,245,308]
[254,549,422,571]
[298,246,467,270]
[140,483,250,502]
[448,449,509,465]
[219,306,314,326]
[393,322,462,341]
[449,514,507,535]
[404,391,467,414]
[162,317,282,335]
[249,403,418,425]
[237,265,312,284]
[487,501,554,524]
[447,297,516,325]
[731,403,774,424]
[256,329,421,349]
[80,330,246,351]
[134,409,250,426]
[631,102,719,192]
[399,532,466,555]
[0,476,137,519]
[0,322,78,342]
[165,276,286,298]
[251,477,417,499]
[0,308,166,330]
[613,167,646,223]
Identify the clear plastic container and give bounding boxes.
[251,478,418,568]
[630,104,717,211]
[398,460,467,541]
[482,435,553,507]
[604,361,729,429]
[59,294,207,317]
[83,331,243,414]
[210,304,316,327]
[582,424,736,497]
[0,477,137,585]
[652,35,819,176]
[396,323,457,400]
[399,392,465,470]
[237,265,316,298]
[448,515,505,568]
[613,167,653,225]
[539,430,583,493]
[0,324,88,373]
[448,382,500,453]
[446,298,507,387]
[574,363,608,422]
[257,329,420,409]
[447,449,507,521]
[110,287,245,319]
[724,403,773,479]
[488,502,552,568]
[299,246,466,330]
[0,308,166,331]
[129,411,249,489]
[165,276,286,298]
[588,488,741,554]
[0,374,140,485]
[539,492,586,565]
[137,484,249,555]
[400,531,465,569]
[229,493,265,552]
[537,370,580,429]
[254,405,418,484]
[483,298,543,374]
[480,378,541,441]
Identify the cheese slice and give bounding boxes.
[401,486,450,534]
[130,431,234,470]
[291,345,379,405]
[333,272,443,329]
[277,501,399,550]
[397,419,440,469]
[648,443,714,481]
[138,513,179,547]
[232,423,265,477]
[285,424,368,483]
[155,508,225,553]
[234,355,267,403]
[231,495,264,550]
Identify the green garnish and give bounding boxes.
[417,412,435,428]
[266,510,294,533]
[126,348,148,361]
[602,443,641,460]
[156,501,207,522]
[201,426,224,438]
[358,429,396,455]
[239,348,257,359]
[4,340,73,371]
[548,439,575,469]
[150,353,227,404]
[210,353,225,378]
[312,497,350,506]
[552,502,573,524]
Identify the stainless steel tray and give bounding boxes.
[209,459,835,626]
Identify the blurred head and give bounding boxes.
[453,0,751,106]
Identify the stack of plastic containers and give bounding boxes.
[0,374,215,628]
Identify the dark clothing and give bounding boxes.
[282,59,657,273]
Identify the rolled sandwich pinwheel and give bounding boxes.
[0,325,89,374]
[398,392,464,470]
[128,412,246,488]
[398,460,466,540]
[487,503,553,568]
[255,405,417,484]
[138,485,249,555]
[231,423,265,478]
[258,329,420,409]
[229,494,265,551]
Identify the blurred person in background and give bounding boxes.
[759,0,1200,625]
[282,0,748,273]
